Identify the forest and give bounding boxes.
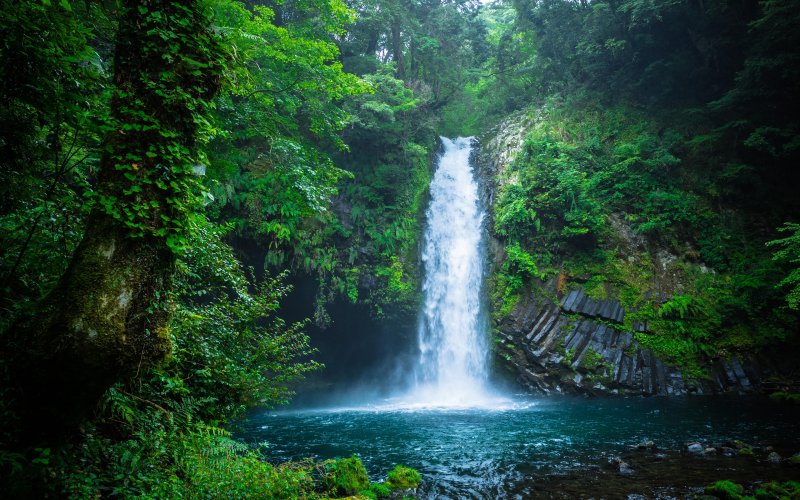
[0,0,799,497]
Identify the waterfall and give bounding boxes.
[410,136,494,406]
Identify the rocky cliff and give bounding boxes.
[492,285,777,396]
[474,113,788,397]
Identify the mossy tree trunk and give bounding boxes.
[8,0,223,437]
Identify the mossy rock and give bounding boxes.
[358,482,392,499]
[386,465,422,489]
[769,391,800,404]
[323,456,370,496]
[737,447,754,457]
[704,480,745,499]
[754,480,800,499]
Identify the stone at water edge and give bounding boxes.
[636,440,655,450]
[687,443,704,453]
[389,488,417,499]
[767,452,782,463]
[610,456,634,476]
[704,447,717,455]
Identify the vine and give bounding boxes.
[96,0,225,251]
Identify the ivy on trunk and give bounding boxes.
[7,0,224,439]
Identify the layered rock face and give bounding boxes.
[494,287,772,396]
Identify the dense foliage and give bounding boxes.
[1,0,799,495]
[485,0,800,377]
[0,0,425,495]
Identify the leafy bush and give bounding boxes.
[767,222,800,310]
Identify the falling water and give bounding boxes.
[409,136,494,406]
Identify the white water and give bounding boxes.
[401,136,499,408]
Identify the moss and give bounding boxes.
[737,447,754,457]
[562,347,576,368]
[754,481,800,499]
[323,456,370,496]
[386,465,421,490]
[769,391,800,404]
[362,482,392,498]
[704,480,745,499]
[489,272,524,321]
[578,348,604,370]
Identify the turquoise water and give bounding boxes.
[238,396,800,497]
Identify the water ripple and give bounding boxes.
[238,396,800,497]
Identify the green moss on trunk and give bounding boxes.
[6,0,223,438]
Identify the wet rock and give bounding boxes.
[732,440,752,450]
[704,447,717,455]
[721,447,735,457]
[636,440,656,450]
[389,488,417,499]
[767,452,782,463]
[611,456,634,476]
[491,272,770,396]
[618,462,635,476]
[687,443,704,453]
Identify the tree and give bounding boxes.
[6,0,224,437]
[768,223,800,310]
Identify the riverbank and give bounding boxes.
[527,440,799,498]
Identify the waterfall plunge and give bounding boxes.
[408,137,496,407]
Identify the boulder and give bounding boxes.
[618,462,635,476]
[636,440,656,450]
[611,456,634,476]
[687,443,704,453]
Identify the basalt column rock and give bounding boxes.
[494,287,769,396]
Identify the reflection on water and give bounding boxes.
[238,396,800,498]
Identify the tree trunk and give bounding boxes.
[7,0,222,438]
[392,17,406,80]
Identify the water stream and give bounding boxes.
[406,136,496,407]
